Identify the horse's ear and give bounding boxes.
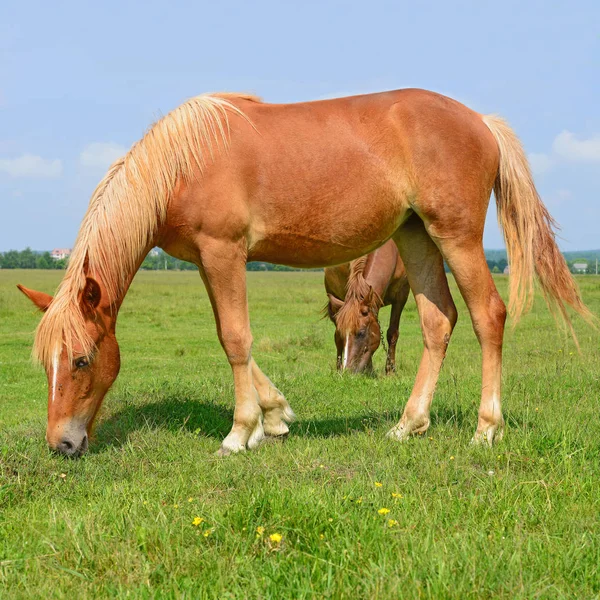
[17,284,53,312]
[81,277,102,311]
[328,294,344,315]
[363,286,382,311]
[360,287,375,315]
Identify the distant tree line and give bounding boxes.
[0,248,67,270]
[2,247,599,274]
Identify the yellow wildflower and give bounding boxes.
[256,526,265,537]
[203,528,214,537]
[192,517,204,526]
[392,492,402,499]
[375,482,383,488]
[388,519,398,527]
[378,507,390,515]
[174,504,179,509]
[319,534,325,540]
[188,497,194,502]
[356,497,363,504]
[450,456,455,461]
[269,533,283,543]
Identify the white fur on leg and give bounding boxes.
[217,430,248,456]
[262,395,296,438]
[471,395,504,446]
[247,416,265,450]
[282,404,296,424]
[217,417,266,456]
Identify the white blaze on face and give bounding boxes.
[51,351,59,404]
[343,334,349,369]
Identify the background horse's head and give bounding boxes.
[18,278,120,457]
[328,286,383,374]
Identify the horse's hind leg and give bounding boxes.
[198,240,264,455]
[439,240,506,445]
[251,359,296,437]
[387,217,458,440]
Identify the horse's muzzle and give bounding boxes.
[52,434,88,458]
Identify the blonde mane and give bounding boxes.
[34,93,258,370]
[335,255,382,335]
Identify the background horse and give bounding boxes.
[18,88,594,456]
[324,240,410,374]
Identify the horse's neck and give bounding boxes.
[90,243,153,314]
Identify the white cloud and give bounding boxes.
[528,152,554,176]
[0,154,62,178]
[552,131,600,163]
[80,142,128,170]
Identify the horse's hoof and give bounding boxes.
[386,425,410,442]
[215,445,242,457]
[264,432,289,444]
[471,423,504,447]
[387,417,430,441]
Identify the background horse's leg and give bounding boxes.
[198,241,264,455]
[251,359,295,437]
[441,240,507,445]
[385,285,410,375]
[387,217,458,440]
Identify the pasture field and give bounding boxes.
[1,269,599,599]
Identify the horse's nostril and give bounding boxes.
[55,435,88,457]
[57,438,76,455]
[60,439,73,451]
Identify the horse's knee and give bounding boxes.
[386,327,399,347]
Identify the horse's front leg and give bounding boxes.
[251,359,295,437]
[199,240,264,456]
[385,285,409,375]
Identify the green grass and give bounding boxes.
[1,269,599,599]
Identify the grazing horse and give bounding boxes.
[18,89,593,457]
[324,240,410,374]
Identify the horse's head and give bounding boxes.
[18,278,120,457]
[328,287,382,374]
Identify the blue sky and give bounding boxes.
[1,0,598,251]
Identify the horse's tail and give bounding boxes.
[482,114,596,343]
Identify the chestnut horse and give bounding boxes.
[324,240,410,374]
[18,89,593,457]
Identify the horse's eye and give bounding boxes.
[356,329,366,339]
[75,357,89,369]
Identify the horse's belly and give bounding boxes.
[248,187,409,268]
